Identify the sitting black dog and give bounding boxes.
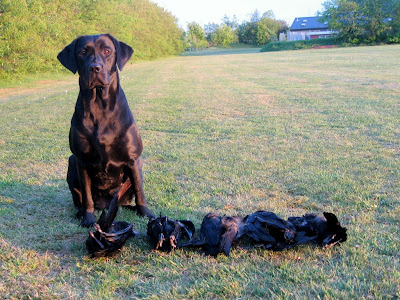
[58,34,154,227]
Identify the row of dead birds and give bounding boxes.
[86,196,348,258]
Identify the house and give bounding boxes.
[286,16,336,41]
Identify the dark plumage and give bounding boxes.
[147,216,195,252]
[86,196,135,258]
[181,212,244,256]
[243,211,347,250]
[243,211,297,250]
[288,212,347,248]
[172,211,347,256]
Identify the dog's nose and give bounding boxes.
[89,64,102,73]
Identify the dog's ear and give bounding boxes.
[106,34,134,71]
[57,39,78,74]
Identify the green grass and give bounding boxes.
[0,45,399,299]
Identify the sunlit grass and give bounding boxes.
[0,45,399,298]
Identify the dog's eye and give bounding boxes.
[104,49,111,55]
[80,49,87,56]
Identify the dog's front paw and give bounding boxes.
[80,212,96,227]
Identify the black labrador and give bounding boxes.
[58,34,154,227]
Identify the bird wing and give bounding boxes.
[220,216,239,256]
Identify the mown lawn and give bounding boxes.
[0,45,399,299]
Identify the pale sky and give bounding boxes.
[151,0,326,29]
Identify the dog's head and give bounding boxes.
[57,34,133,89]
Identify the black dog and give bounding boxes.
[58,34,154,227]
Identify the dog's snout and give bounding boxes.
[89,64,102,73]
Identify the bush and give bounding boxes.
[0,0,185,80]
[260,38,339,52]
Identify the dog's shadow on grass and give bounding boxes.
[0,180,86,254]
[0,180,194,256]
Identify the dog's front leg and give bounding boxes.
[77,165,96,227]
[128,159,154,218]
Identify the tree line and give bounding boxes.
[0,0,185,79]
[320,0,399,44]
[185,10,288,49]
[186,0,400,49]
[2,0,399,79]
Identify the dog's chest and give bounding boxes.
[77,111,126,161]
[71,94,139,164]
[90,162,124,191]
[93,123,126,158]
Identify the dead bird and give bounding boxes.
[179,210,347,256]
[243,211,298,250]
[180,212,244,256]
[86,196,135,258]
[288,212,347,248]
[147,215,195,251]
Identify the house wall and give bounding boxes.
[287,31,306,41]
[287,30,335,41]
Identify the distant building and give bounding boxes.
[286,16,336,41]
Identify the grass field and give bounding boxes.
[0,45,399,299]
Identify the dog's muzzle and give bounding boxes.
[87,63,110,89]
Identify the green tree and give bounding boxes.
[277,20,290,34]
[392,0,400,37]
[0,0,185,79]
[187,22,205,41]
[250,9,261,22]
[211,24,238,46]
[237,10,285,45]
[321,0,399,43]
[222,15,239,29]
[321,0,364,42]
[237,9,261,44]
[256,11,282,44]
[203,16,239,46]
[186,22,208,48]
[238,21,258,44]
[359,0,396,41]
[204,23,219,43]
